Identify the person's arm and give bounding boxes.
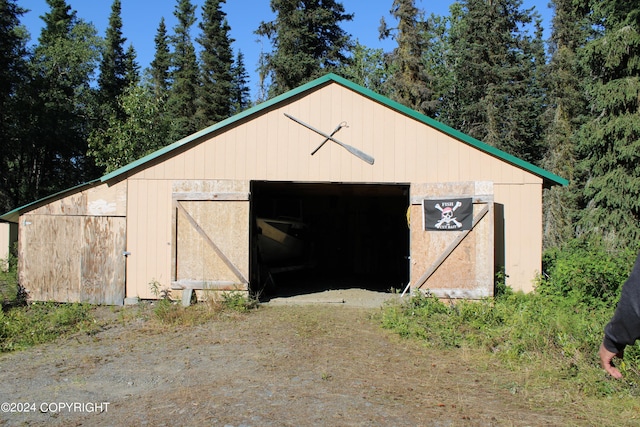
[601,251,640,377]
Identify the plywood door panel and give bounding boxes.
[19,215,126,304]
[80,216,126,305]
[175,200,249,289]
[20,215,82,302]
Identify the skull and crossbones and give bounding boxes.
[434,201,462,229]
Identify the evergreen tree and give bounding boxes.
[575,0,640,247]
[540,0,590,249]
[0,0,28,212]
[441,0,546,163]
[256,0,354,97]
[339,41,389,94]
[97,0,128,114]
[379,0,437,116]
[26,0,101,200]
[420,12,453,112]
[124,44,140,87]
[195,0,234,128]
[149,17,171,99]
[230,50,251,114]
[167,0,199,140]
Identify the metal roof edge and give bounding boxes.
[0,179,102,223]
[325,73,569,187]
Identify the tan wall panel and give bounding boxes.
[494,183,542,292]
[410,182,494,298]
[176,200,249,283]
[125,179,172,299]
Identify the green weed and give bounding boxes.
[150,291,258,326]
[0,302,97,352]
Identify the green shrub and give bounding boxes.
[0,251,20,307]
[537,239,638,306]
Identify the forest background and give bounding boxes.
[2,0,640,280]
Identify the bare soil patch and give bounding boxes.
[0,291,598,426]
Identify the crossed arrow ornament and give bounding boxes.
[284,113,375,165]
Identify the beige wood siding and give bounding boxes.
[129,84,538,186]
[125,180,251,299]
[495,183,542,292]
[0,223,7,268]
[125,179,173,299]
[120,82,543,293]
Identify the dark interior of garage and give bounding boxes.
[250,181,410,300]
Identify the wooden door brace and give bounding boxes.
[413,204,490,289]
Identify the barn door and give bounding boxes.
[20,214,126,305]
[80,216,127,305]
[172,193,249,295]
[409,182,494,299]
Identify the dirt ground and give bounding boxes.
[0,290,595,426]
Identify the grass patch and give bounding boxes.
[150,291,259,326]
[380,289,640,420]
[0,302,98,352]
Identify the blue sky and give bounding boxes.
[19,0,553,99]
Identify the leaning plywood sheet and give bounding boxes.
[410,182,494,299]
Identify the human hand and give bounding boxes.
[599,343,623,379]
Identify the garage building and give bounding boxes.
[0,74,567,304]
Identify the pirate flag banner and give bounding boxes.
[423,198,473,231]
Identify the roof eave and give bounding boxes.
[0,179,102,223]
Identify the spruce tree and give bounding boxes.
[167,0,199,140]
[379,0,437,116]
[230,50,251,114]
[97,0,128,113]
[195,0,234,128]
[540,0,590,249]
[441,0,546,163]
[256,0,354,96]
[124,44,140,87]
[0,0,28,211]
[150,18,171,99]
[575,1,640,247]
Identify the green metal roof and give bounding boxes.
[1,73,567,223]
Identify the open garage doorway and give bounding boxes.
[250,181,410,301]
